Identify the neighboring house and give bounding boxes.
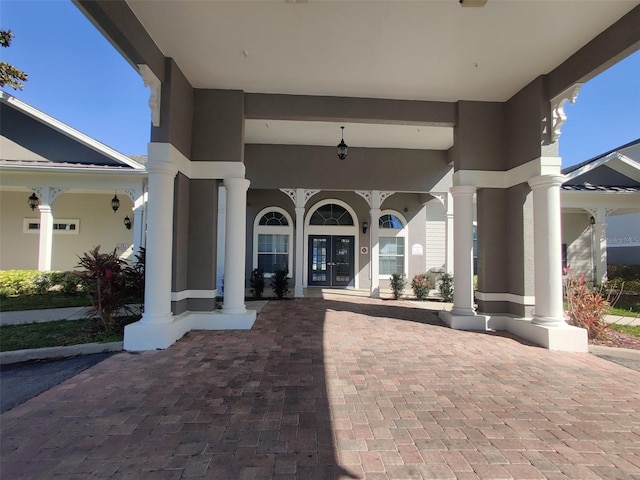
[561,139,640,283]
[68,1,639,352]
[0,92,147,272]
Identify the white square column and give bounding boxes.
[369,207,381,298]
[294,206,305,297]
[37,203,53,271]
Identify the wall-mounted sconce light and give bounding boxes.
[124,216,132,230]
[111,193,120,212]
[28,192,40,210]
[590,216,595,225]
[362,221,368,234]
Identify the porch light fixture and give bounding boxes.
[362,221,368,234]
[590,216,595,225]
[124,216,132,230]
[337,126,348,160]
[111,193,120,213]
[27,192,39,210]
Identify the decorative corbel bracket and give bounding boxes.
[138,64,161,127]
[550,83,583,142]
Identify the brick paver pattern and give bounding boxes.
[2,296,640,479]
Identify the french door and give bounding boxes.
[308,235,355,287]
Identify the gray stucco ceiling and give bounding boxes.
[126,0,638,150]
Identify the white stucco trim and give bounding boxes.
[453,156,562,189]
[147,143,246,179]
[475,292,535,305]
[171,290,218,302]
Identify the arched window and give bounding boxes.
[253,207,293,276]
[309,204,354,226]
[379,212,407,276]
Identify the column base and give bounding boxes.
[505,316,587,352]
[124,309,257,351]
[532,315,567,326]
[294,285,304,298]
[439,311,489,330]
[222,304,247,315]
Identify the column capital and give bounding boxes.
[224,177,250,191]
[528,174,565,190]
[146,160,178,177]
[450,185,476,197]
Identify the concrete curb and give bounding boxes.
[589,344,640,361]
[0,342,123,365]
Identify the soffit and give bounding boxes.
[127,1,636,102]
[125,1,637,151]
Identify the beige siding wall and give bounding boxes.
[562,212,591,278]
[0,191,135,272]
[425,200,446,272]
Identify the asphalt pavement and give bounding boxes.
[0,352,115,413]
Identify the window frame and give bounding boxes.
[378,210,408,279]
[253,207,294,278]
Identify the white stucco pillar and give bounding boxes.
[222,177,250,314]
[529,175,566,326]
[450,185,476,316]
[37,203,53,271]
[132,191,145,259]
[445,192,454,275]
[294,206,305,297]
[589,207,609,285]
[139,161,178,324]
[370,208,381,298]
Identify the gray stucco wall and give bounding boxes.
[476,188,508,296]
[151,59,194,159]
[507,184,535,317]
[452,101,505,172]
[245,145,450,192]
[188,180,218,292]
[172,173,190,295]
[192,90,245,162]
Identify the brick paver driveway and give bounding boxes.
[2,296,639,479]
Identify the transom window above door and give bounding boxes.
[309,204,354,226]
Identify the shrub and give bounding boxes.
[271,268,289,300]
[76,246,129,332]
[0,270,43,297]
[607,264,640,281]
[390,272,406,300]
[411,273,432,301]
[250,268,265,299]
[123,247,145,301]
[439,272,454,302]
[564,269,611,341]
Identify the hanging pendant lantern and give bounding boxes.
[337,126,348,160]
[111,193,120,212]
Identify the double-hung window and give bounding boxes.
[379,213,406,276]
[253,208,293,276]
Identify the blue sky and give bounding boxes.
[2,0,639,165]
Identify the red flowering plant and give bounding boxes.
[76,246,129,332]
[411,273,433,301]
[563,266,613,341]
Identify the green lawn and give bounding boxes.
[0,294,91,312]
[609,324,640,338]
[0,319,124,352]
